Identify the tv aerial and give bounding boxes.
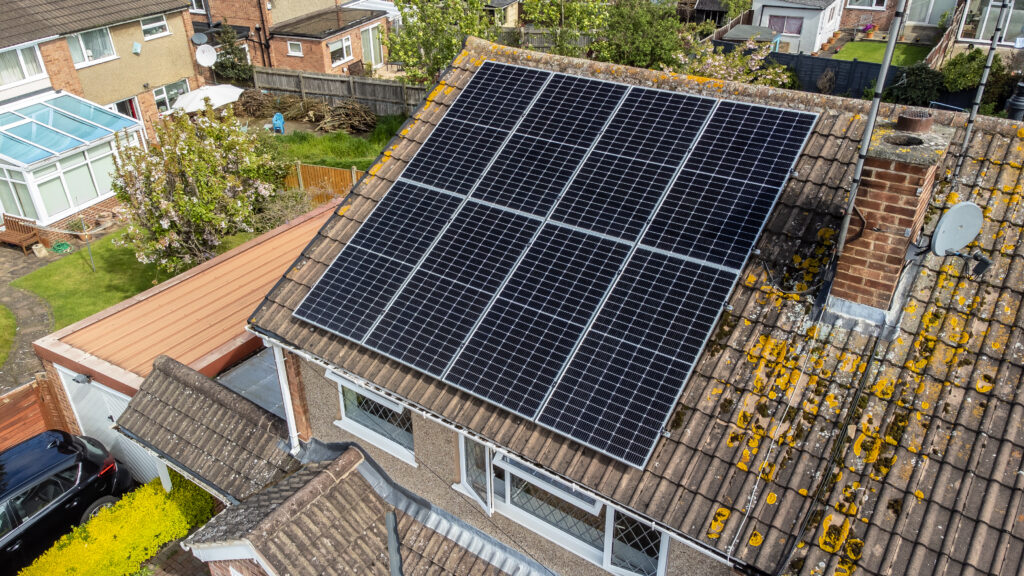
[931,202,991,278]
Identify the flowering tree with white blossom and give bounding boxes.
[676,34,797,88]
[112,105,288,274]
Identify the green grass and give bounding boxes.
[833,42,934,67]
[275,115,406,171]
[0,305,14,367]
[11,231,170,330]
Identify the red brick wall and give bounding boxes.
[208,559,268,576]
[37,360,82,435]
[42,196,122,245]
[38,39,84,96]
[841,1,897,32]
[832,158,937,309]
[269,37,329,73]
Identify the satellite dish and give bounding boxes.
[932,202,983,256]
[190,32,208,46]
[196,44,217,68]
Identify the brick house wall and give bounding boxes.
[208,559,268,576]
[38,39,84,96]
[268,16,389,75]
[37,360,83,435]
[42,196,121,245]
[198,0,272,67]
[840,0,897,32]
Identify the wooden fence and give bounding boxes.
[254,67,428,116]
[285,162,365,205]
[0,382,51,451]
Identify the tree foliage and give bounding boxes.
[521,0,608,57]
[884,62,944,106]
[677,32,798,88]
[113,105,288,274]
[593,0,684,70]
[388,0,496,83]
[211,24,253,83]
[723,0,752,20]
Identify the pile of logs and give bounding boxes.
[236,89,376,134]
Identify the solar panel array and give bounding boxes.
[295,61,817,467]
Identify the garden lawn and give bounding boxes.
[275,115,406,171]
[11,231,170,330]
[833,42,934,67]
[0,305,14,367]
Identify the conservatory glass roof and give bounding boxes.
[0,93,138,168]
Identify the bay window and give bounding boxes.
[458,437,668,576]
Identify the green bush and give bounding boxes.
[884,63,945,106]
[20,471,214,576]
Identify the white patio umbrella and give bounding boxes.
[171,84,245,113]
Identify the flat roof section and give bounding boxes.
[33,201,337,397]
[270,7,388,39]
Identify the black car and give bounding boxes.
[0,430,132,574]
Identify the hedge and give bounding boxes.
[20,470,214,576]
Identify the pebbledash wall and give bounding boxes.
[38,10,202,139]
[284,353,729,576]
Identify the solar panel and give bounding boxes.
[294,60,817,468]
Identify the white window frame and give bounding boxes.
[153,78,190,113]
[66,27,118,68]
[140,15,171,41]
[190,0,206,14]
[329,36,354,67]
[0,44,47,89]
[286,41,303,56]
[360,23,384,68]
[326,370,417,467]
[456,436,669,576]
[847,0,886,9]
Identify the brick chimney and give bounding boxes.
[831,113,955,310]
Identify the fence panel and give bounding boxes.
[285,162,365,206]
[254,68,427,116]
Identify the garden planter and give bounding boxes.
[866,31,875,39]
[833,31,842,39]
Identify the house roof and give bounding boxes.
[248,38,1024,576]
[188,446,548,576]
[33,202,335,396]
[0,0,190,50]
[270,7,388,39]
[117,355,301,503]
[757,0,836,9]
[487,0,521,8]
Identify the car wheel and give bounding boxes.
[80,496,118,523]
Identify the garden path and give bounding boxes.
[0,245,56,394]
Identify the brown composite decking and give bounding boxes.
[0,383,48,451]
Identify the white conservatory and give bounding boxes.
[0,92,142,225]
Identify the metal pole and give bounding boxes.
[80,217,95,272]
[833,0,908,260]
[952,0,1012,182]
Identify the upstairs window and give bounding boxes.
[848,0,886,8]
[190,0,206,13]
[141,15,170,40]
[67,28,116,66]
[327,370,416,466]
[0,45,45,87]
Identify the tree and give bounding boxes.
[521,0,608,57]
[723,0,752,21]
[113,105,288,274]
[388,0,496,83]
[883,63,944,106]
[593,0,684,70]
[676,32,798,88]
[211,25,253,83]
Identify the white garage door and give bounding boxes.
[58,367,163,482]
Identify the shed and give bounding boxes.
[32,202,336,481]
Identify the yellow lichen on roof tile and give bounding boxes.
[707,507,730,539]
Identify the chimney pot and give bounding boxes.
[896,110,933,133]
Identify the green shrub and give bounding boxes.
[20,471,214,576]
[884,62,945,106]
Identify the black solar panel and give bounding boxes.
[294,61,817,468]
[444,61,551,130]
[473,134,588,215]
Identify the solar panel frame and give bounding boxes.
[293,60,819,468]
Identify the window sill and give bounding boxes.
[287,52,303,57]
[189,9,206,14]
[73,55,119,70]
[333,418,417,467]
[845,5,887,10]
[143,32,172,42]
[493,500,605,566]
[331,57,354,67]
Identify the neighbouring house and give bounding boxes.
[0,92,142,237]
[488,0,524,27]
[190,23,253,85]
[269,7,389,75]
[116,358,550,576]
[753,0,843,53]
[1,0,205,137]
[679,0,731,26]
[240,36,1024,576]
[30,203,335,481]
